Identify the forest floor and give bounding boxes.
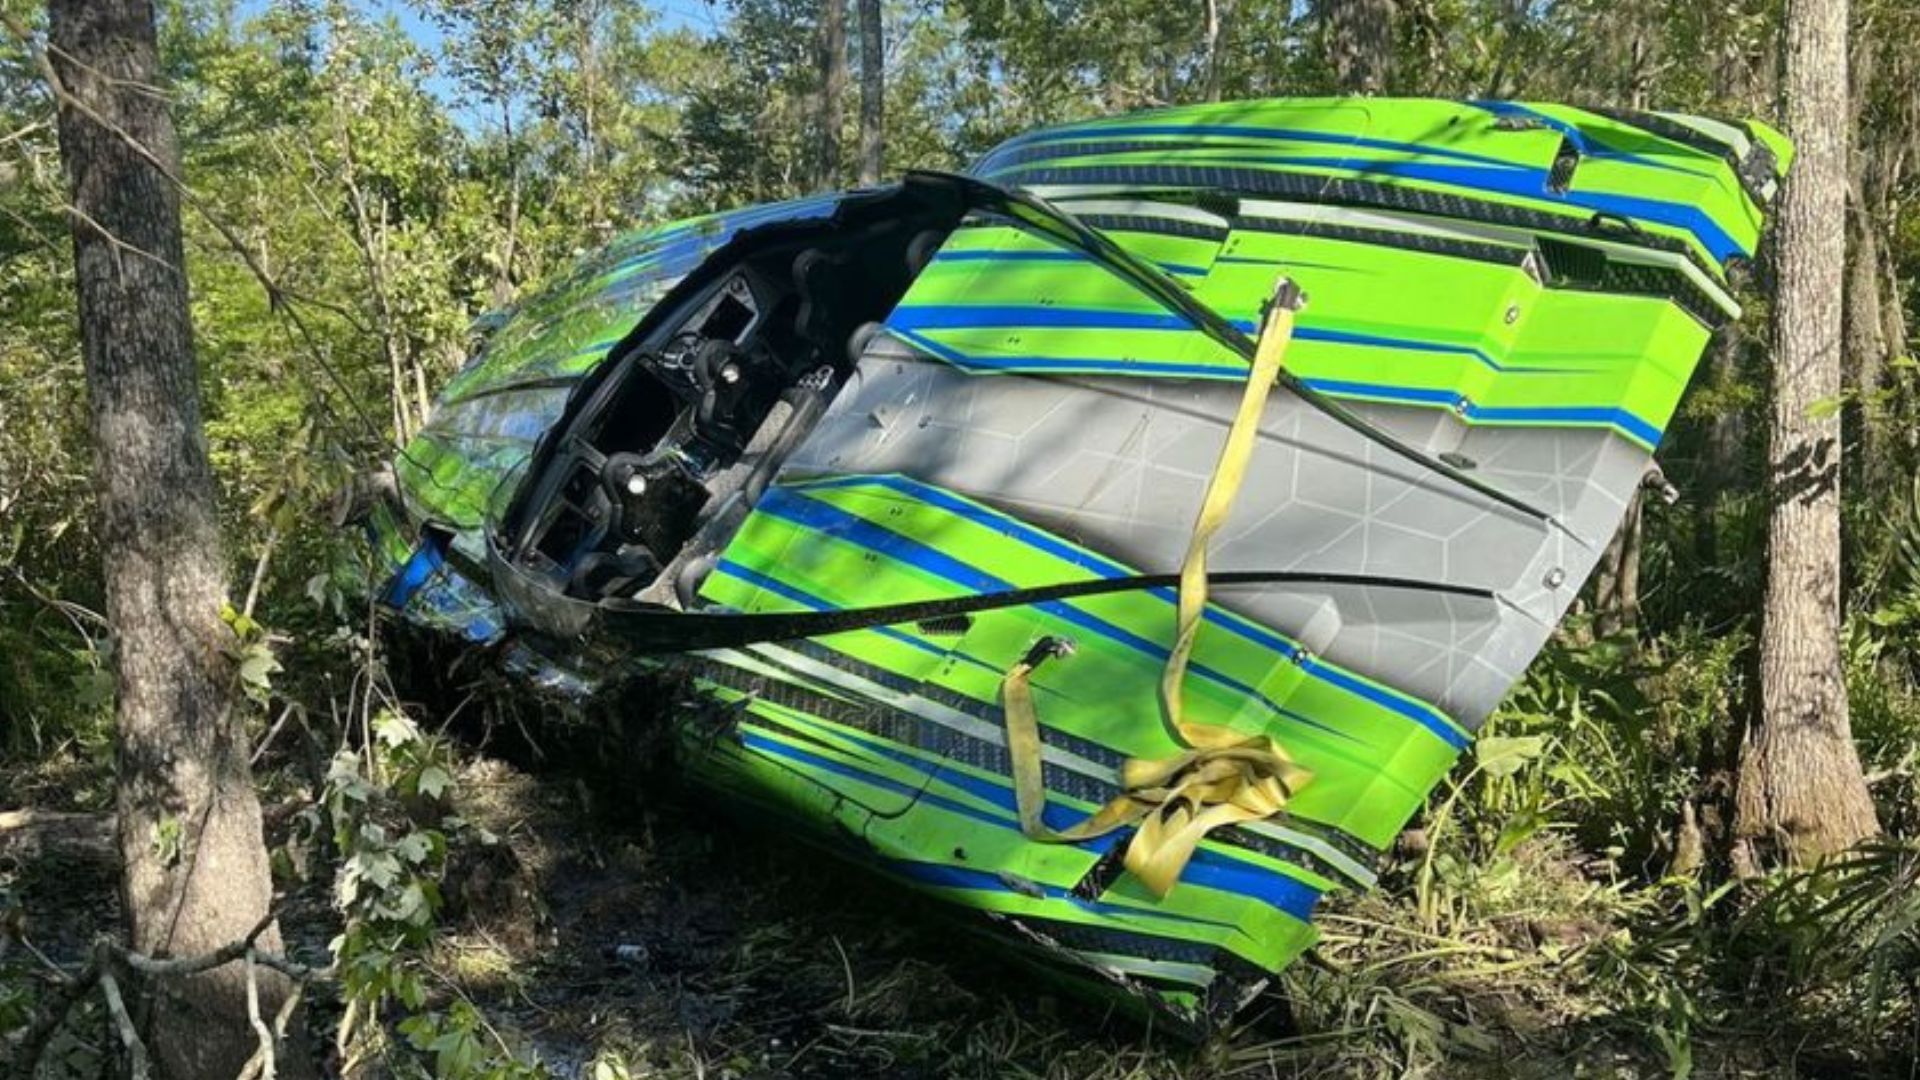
[0,738,1889,1080]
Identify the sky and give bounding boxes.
[229,0,729,119]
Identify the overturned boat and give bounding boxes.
[361,98,1789,1030]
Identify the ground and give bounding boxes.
[2,729,1905,1079]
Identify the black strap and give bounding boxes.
[597,569,1496,653]
[913,170,1557,527]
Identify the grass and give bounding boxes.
[4,623,1917,1079]
[398,734,1914,1079]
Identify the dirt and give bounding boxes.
[435,752,1240,1079]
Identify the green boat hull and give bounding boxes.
[361,98,1787,1030]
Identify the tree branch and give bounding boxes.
[96,956,151,1080]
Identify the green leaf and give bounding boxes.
[150,817,183,867]
[1476,735,1546,779]
[415,763,453,801]
[593,1055,633,1080]
[373,710,421,748]
[395,831,433,864]
[1805,393,1847,420]
[1494,807,1548,855]
[237,644,281,699]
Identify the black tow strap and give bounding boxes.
[595,569,1497,654]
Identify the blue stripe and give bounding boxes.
[1469,100,1712,179]
[1469,403,1664,447]
[892,304,1244,334]
[1297,326,1583,375]
[977,120,1533,173]
[990,148,1744,264]
[753,487,1375,745]
[740,727,1319,924]
[887,325,1237,379]
[1295,379,1664,447]
[713,559,946,660]
[712,559,1008,678]
[838,727,1327,919]
[1336,157,1741,262]
[886,324,1660,447]
[784,474,1469,750]
[892,303,1587,374]
[933,249,1210,277]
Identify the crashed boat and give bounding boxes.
[360,98,1789,1030]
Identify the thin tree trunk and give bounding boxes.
[1696,323,1748,568]
[856,0,883,185]
[1884,237,1914,465]
[1594,490,1644,639]
[579,1,603,226]
[818,0,848,188]
[494,103,522,307]
[45,1,308,1076]
[1325,0,1393,93]
[1735,0,1880,867]
[337,118,413,446]
[1201,0,1225,102]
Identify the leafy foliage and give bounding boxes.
[1,0,1918,1073]
[307,711,546,1078]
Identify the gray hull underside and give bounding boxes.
[782,334,1649,729]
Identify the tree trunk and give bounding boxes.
[856,0,883,185]
[1326,0,1393,94]
[494,103,522,307]
[45,1,307,1076]
[818,0,848,189]
[1845,29,1891,488]
[1696,323,1748,568]
[1735,0,1880,867]
[1593,490,1644,639]
[1844,166,1887,478]
[1201,0,1225,102]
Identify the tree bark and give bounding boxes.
[856,0,883,185]
[817,0,848,188]
[1844,163,1888,479]
[1593,490,1644,639]
[1325,0,1393,94]
[1735,0,1880,866]
[1696,323,1748,568]
[1201,0,1226,102]
[45,1,308,1076]
[1845,30,1891,488]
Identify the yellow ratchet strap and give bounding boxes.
[998,278,1314,898]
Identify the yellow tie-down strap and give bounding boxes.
[998,278,1314,898]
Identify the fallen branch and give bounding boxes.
[235,970,303,1080]
[0,809,114,862]
[8,906,336,1080]
[95,951,149,1080]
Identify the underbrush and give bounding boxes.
[4,596,1919,1077]
[1259,624,1920,1078]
